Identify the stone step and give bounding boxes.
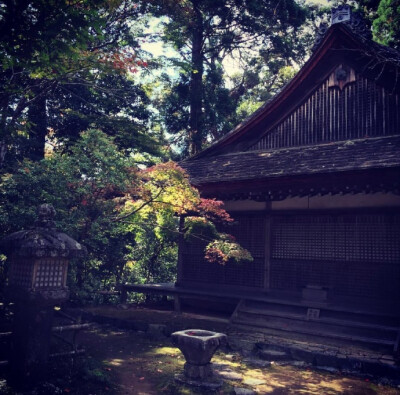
[237,306,399,335]
[234,311,397,343]
[258,348,290,361]
[231,318,396,347]
[243,299,400,327]
[231,298,400,349]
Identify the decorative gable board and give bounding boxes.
[192,24,400,160]
[247,67,400,152]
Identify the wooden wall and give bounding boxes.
[270,212,400,301]
[248,72,400,151]
[180,195,400,304]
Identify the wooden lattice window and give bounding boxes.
[269,213,400,300]
[9,258,68,290]
[271,214,400,262]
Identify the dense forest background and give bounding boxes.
[0,0,398,303]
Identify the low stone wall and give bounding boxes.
[228,327,400,380]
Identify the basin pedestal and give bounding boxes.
[171,329,227,387]
[184,361,213,380]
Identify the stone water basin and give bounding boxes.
[171,329,227,379]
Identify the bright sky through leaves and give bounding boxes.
[140,0,331,77]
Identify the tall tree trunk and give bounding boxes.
[189,3,204,156]
[0,141,6,168]
[27,87,47,161]
[76,259,85,290]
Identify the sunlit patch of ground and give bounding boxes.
[79,327,400,395]
[236,365,380,394]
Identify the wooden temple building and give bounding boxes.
[179,7,400,350]
[124,7,400,351]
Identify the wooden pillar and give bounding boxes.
[120,286,128,305]
[264,213,272,291]
[174,295,182,314]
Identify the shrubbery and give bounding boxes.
[0,130,251,303]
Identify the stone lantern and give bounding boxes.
[0,204,86,387]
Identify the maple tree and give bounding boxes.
[0,129,251,299]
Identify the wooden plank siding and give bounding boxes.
[248,73,400,152]
[269,212,400,302]
[180,211,400,304]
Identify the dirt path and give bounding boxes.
[79,326,400,395]
[80,328,160,394]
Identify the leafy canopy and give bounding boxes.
[144,0,309,156]
[0,130,252,298]
[0,0,154,169]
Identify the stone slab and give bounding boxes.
[243,357,272,368]
[174,374,223,390]
[216,369,243,381]
[242,378,267,386]
[233,387,256,395]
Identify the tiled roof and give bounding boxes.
[181,136,400,186]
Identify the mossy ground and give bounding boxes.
[1,304,399,394]
[78,326,400,394]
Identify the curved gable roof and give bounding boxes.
[190,23,400,160]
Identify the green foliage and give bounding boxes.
[145,0,309,156]
[0,129,140,299]
[80,358,114,386]
[205,234,253,265]
[47,73,161,157]
[373,0,400,49]
[0,0,154,169]
[184,217,219,242]
[0,130,250,300]
[236,100,264,120]
[231,64,299,120]
[160,64,238,155]
[126,219,178,286]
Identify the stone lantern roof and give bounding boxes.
[0,204,87,258]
